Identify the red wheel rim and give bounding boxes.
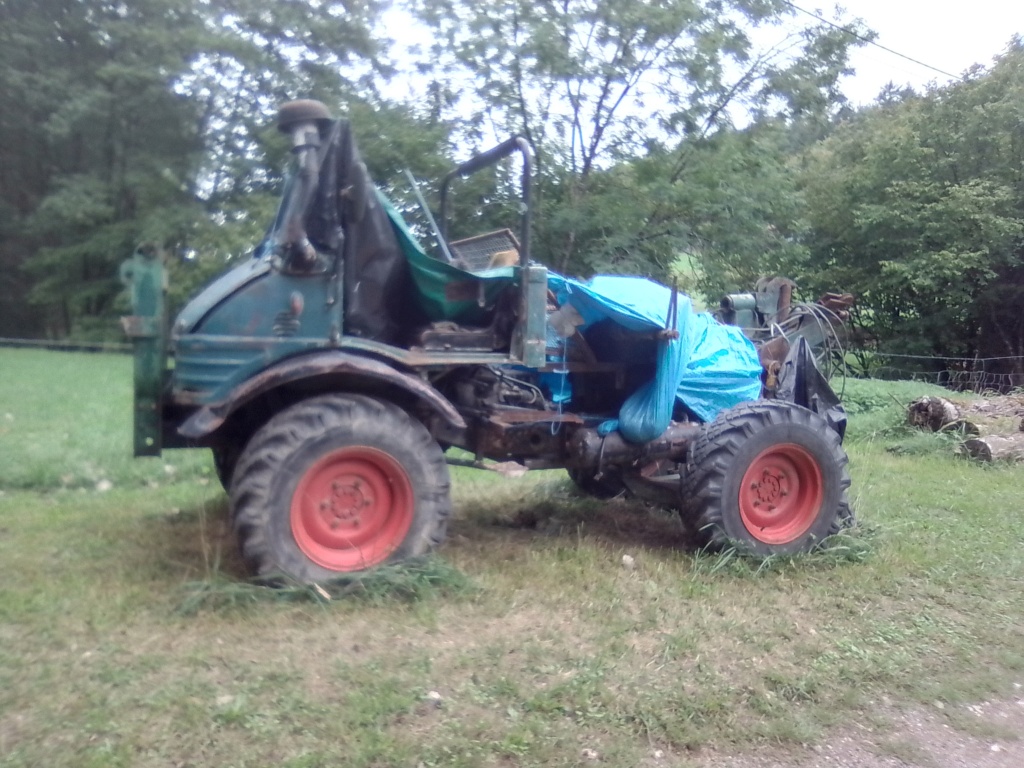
[738,443,824,545]
[290,447,414,572]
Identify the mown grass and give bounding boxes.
[1,349,1023,767]
[0,349,210,491]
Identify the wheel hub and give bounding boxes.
[738,443,824,545]
[290,447,413,572]
[318,478,374,530]
[751,469,784,508]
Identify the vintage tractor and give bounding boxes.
[121,100,852,584]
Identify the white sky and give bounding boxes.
[381,1,1024,121]
[833,0,1024,105]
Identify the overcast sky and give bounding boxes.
[834,0,1023,104]
[382,1,1023,118]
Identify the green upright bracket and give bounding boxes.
[515,264,548,369]
[119,246,167,456]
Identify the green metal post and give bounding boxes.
[517,264,548,369]
[119,246,167,456]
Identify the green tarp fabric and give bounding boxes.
[380,191,763,434]
[378,193,515,324]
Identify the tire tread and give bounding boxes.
[229,394,450,581]
[680,400,853,553]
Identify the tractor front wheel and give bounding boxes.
[212,445,241,491]
[229,394,451,583]
[682,401,852,555]
[211,418,258,492]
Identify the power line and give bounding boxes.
[782,1,963,82]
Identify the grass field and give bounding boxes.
[1,348,1023,767]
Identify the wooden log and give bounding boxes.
[907,396,978,434]
[907,396,959,430]
[960,433,1024,461]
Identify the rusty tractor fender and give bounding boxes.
[177,350,466,442]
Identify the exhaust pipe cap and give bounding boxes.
[277,99,333,134]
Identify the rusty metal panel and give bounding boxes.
[486,408,583,426]
[471,407,582,460]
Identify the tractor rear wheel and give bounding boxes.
[681,400,852,555]
[229,394,451,583]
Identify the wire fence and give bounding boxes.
[3,337,1024,393]
[0,337,131,354]
[851,352,1024,394]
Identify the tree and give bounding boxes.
[0,0,206,337]
[642,120,811,296]
[796,39,1024,368]
[409,0,869,278]
[0,0,390,339]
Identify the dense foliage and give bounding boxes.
[797,42,1024,365]
[1,1,1021,373]
[0,0,388,336]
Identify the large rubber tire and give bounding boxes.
[229,394,451,583]
[212,418,259,492]
[682,401,853,556]
[212,445,241,492]
[566,467,626,499]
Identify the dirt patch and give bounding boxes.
[0,712,32,756]
[946,394,1024,436]
[959,395,1024,424]
[494,496,695,552]
[691,691,1024,767]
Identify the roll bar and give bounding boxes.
[438,136,533,267]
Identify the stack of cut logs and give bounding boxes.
[907,395,1024,461]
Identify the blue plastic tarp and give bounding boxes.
[546,273,762,442]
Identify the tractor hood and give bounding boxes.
[172,256,272,335]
